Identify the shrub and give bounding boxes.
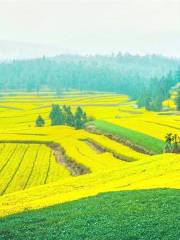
[35,115,45,127]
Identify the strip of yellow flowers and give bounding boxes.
[0,153,179,217]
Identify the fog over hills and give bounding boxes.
[1,39,180,62]
[0,40,68,60]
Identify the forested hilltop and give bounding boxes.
[0,54,180,102]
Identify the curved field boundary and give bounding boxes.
[0,144,5,155]
[0,143,5,155]
[0,105,23,111]
[118,109,143,114]
[0,145,29,195]
[86,120,164,154]
[0,133,47,136]
[48,142,90,176]
[44,151,52,184]
[81,138,136,162]
[0,140,90,177]
[81,138,106,154]
[34,103,130,110]
[23,145,42,190]
[0,145,18,175]
[0,109,49,118]
[0,140,52,144]
[144,120,180,131]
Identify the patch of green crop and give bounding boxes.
[0,189,179,240]
[90,120,164,154]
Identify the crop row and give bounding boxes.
[0,143,70,195]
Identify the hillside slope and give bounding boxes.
[0,153,179,217]
[0,189,179,240]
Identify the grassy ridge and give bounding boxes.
[0,189,179,240]
[90,120,164,154]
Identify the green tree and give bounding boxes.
[63,105,74,126]
[75,106,83,118]
[35,115,45,127]
[137,94,146,108]
[144,95,152,111]
[49,104,65,125]
[176,89,180,111]
[74,106,87,129]
[151,96,162,111]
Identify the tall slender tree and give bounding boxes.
[49,104,64,125]
[74,106,86,129]
[63,105,74,126]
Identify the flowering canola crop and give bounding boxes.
[0,91,179,217]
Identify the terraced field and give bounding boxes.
[0,91,179,239]
[0,143,70,195]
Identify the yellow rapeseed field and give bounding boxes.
[0,143,71,195]
[0,91,179,217]
[0,153,179,217]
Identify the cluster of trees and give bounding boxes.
[36,105,89,129]
[137,68,180,111]
[164,133,180,153]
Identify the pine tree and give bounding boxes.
[75,106,83,119]
[74,106,85,129]
[144,95,152,111]
[137,88,148,108]
[49,104,65,125]
[35,115,45,127]
[151,95,162,111]
[63,105,74,126]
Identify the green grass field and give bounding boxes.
[89,120,165,154]
[0,189,179,240]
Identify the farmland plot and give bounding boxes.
[0,143,71,195]
[0,91,179,218]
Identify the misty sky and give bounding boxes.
[0,0,180,57]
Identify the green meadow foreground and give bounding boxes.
[1,189,179,240]
[0,92,179,239]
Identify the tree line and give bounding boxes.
[0,54,179,99]
[137,69,180,111]
[36,105,90,129]
[0,54,180,112]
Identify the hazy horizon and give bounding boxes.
[0,0,180,59]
